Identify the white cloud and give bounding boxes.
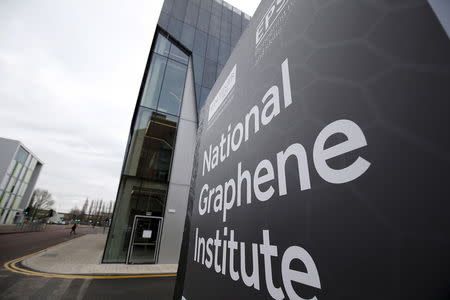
[0,0,163,212]
[0,0,259,213]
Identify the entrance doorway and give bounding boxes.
[126,215,163,264]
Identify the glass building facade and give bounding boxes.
[0,138,43,224]
[103,0,250,264]
[159,0,250,110]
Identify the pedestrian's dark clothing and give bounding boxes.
[70,223,77,235]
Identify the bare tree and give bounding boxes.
[80,198,89,222]
[108,201,113,215]
[69,207,81,217]
[87,199,94,219]
[30,189,55,221]
[94,199,103,225]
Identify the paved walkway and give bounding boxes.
[21,234,178,275]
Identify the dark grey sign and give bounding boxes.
[175,0,450,299]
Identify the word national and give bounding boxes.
[199,58,371,223]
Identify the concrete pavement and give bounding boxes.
[21,234,178,275]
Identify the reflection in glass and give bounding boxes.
[124,108,178,181]
[157,59,187,116]
[141,54,167,109]
[169,43,189,65]
[154,33,171,57]
[15,147,28,164]
[136,110,178,182]
[102,176,168,263]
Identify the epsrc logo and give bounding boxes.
[256,0,289,46]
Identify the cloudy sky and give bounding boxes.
[0,0,260,212]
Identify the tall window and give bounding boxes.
[103,32,190,263]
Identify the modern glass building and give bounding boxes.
[103,0,250,264]
[0,138,43,224]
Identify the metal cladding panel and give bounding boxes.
[175,0,450,299]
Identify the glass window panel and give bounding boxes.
[206,35,219,61]
[172,0,188,21]
[200,87,211,108]
[12,195,22,209]
[12,163,22,177]
[168,17,183,40]
[29,158,37,171]
[192,54,204,85]
[6,178,15,192]
[25,155,32,167]
[220,19,231,43]
[141,53,167,109]
[18,166,27,181]
[158,12,170,28]
[161,0,174,13]
[24,170,32,183]
[197,8,211,33]
[124,108,178,180]
[1,193,10,206]
[169,43,189,65]
[181,23,195,49]
[125,108,178,181]
[138,111,178,181]
[184,2,199,26]
[154,34,171,57]
[212,0,222,17]
[12,181,21,194]
[191,0,200,5]
[209,14,221,38]
[158,59,187,116]
[15,147,28,164]
[19,183,27,196]
[202,58,217,89]
[200,0,212,11]
[0,176,9,190]
[218,42,230,65]
[6,161,15,175]
[193,29,207,57]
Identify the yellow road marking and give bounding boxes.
[3,237,177,279]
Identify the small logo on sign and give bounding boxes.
[208,64,237,122]
[256,0,289,46]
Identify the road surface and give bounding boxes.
[0,227,175,299]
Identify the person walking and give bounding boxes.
[70,223,77,236]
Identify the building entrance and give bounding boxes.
[126,215,162,264]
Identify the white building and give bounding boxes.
[0,137,43,224]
